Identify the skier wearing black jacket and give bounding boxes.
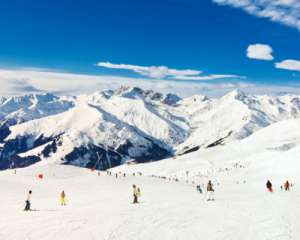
[24,190,32,211]
[266,180,273,192]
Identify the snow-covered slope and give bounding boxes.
[1,87,300,171]
[114,117,300,184]
[176,89,300,154]
[1,117,300,239]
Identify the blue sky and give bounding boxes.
[0,0,300,96]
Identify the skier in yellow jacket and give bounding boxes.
[132,185,139,204]
[60,190,66,206]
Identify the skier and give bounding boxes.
[24,190,32,211]
[137,187,142,198]
[284,180,290,191]
[60,190,66,206]
[266,180,273,192]
[196,184,203,194]
[207,180,215,201]
[132,184,139,204]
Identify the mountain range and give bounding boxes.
[1,86,299,170]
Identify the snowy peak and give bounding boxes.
[115,86,145,99]
[114,86,182,105]
[0,93,74,125]
[179,94,209,106]
[162,93,181,105]
[221,89,250,103]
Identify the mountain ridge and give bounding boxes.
[0,86,299,170]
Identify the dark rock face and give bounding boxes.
[163,93,182,105]
[6,155,41,169]
[0,132,172,170]
[116,139,171,163]
[0,125,11,143]
[63,144,123,170]
[134,138,171,163]
[115,86,182,105]
[0,134,55,170]
[62,138,171,170]
[178,146,201,156]
[206,131,233,148]
[41,137,62,158]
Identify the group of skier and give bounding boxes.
[266,180,293,193]
[23,172,294,211]
[196,180,215,201]
[196,178,294,201]
[24,184,143,211]
[24,190,66,211]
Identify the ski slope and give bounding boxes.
[1,106,300,239]
[1,148,300,239]
[1,165,299,240]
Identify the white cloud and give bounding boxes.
[0,68,299,98]
[212,0,300,31]
[172,74,245,80]
[97,62,202,79]
[97,61,244,81]
[275,59,300,71]
[247,44,274,60]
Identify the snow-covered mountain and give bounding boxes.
[0,86,300,170]
[114,117,300,181]
[0,87,188,170]
[176,89,300,154]
[0,93,74,141]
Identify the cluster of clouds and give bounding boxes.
[212,0,300,31]
[247,43,300,72]
[97,62,243,81]
[97,62,201,79]
[213,0,300,72]
[0,68,245,97]
[1,68,300,98]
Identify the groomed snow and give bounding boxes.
[2,118,300,240]
[1,162,300,240]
